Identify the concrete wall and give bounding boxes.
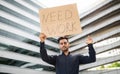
[1,64,119,74]
[80,69,120,74]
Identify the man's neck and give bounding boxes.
[63,50,69,56]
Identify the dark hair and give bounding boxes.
[57,37,69,43]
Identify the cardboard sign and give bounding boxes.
[39,4,82,37]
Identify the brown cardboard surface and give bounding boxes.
[39,4,82,37]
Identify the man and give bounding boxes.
[40,33,96,74]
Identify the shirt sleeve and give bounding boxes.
[40,42,57,66]
[78,44,96,64]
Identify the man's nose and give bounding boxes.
[62,44,65,46]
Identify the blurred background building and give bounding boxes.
[0,0,120,74]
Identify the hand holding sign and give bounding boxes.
[39,4,82,37]
[39,33,46,42]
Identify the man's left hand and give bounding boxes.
[86,36,93,44]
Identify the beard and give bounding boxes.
[62,47,68,52]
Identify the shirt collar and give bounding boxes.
[62,52,71,56]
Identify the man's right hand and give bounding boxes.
[39,33,46,42]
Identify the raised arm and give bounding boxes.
[39,33,56,65]
[78,36,96,64]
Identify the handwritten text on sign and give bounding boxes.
[39,4,82,37]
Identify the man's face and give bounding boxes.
[59,39,70,52]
